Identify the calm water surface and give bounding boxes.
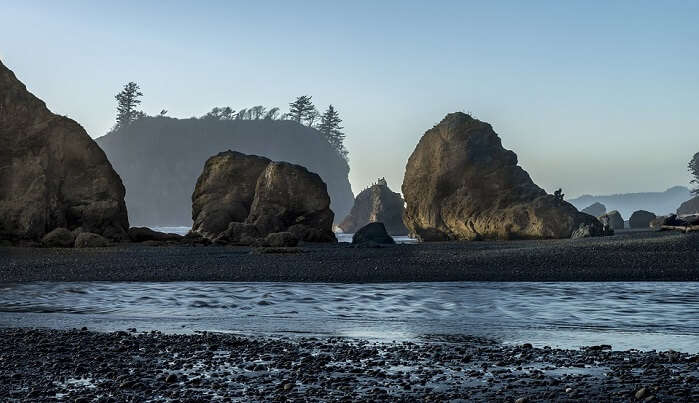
[0,282,697,352]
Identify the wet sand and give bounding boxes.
[1,328,697,402]
[0,230,697,282]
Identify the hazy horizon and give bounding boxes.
[2,0,697,198]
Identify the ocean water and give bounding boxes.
[0,282,697,353]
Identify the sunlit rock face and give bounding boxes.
[192,151,335,244]
[0,60,129,243]
[339,178,408,235]
[402,112,600,241]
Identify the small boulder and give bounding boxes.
[263,232,299,247]
[599,210,625,230]
[629,210,656,229]
[352,222,395,245]
[74,232,110,248]
[41,228,75,248]
[571,221,610,239]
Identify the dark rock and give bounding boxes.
[263,232,299,247]
[192,151,335,245]
[401,113,601,241]
[677,196,699,215]
[571,222,607,239]
[128,227,183,243]
[599,210,625,230]
[352,222,395,245]
[0,60,129,243]
[41,228,75,248]
[629,210,656,229]
[339,178,409,235]
[74,232,110,248]
[581,202,606,217]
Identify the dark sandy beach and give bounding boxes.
[0,230,696,282]
[1,328,697,402]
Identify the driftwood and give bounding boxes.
[660,225,699,233]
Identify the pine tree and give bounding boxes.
[689,152,699,195]
[318,105,348,161]
[114,82,143,130]
[288,95,315,123]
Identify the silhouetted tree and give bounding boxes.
[248,105,266,120]
[202,106,235,120]
[554,188,565,201]
[235,108,247,120]
[288,95,315,123]
[114,82,144,130]
[159,109,168,116]
[264,107,280,120]
[690,152,699,195]
[306,107,320,127]
[318,104,348,162]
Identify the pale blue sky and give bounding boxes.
[2,0,697,198]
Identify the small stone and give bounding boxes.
[515,398,528,403]
[165,374,177,383]
[635,387,648,399]
[283,382,294,391]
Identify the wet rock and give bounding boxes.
[635,387,648,399]
[41,228,75,248]
[352,222,395,245]
[263,232,299,247]
[74,232,110,248]
[402,113,601,241]
[0,60,129,243]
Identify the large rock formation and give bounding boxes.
[629,210,656,229]
[0,60,129,243]
[677,196,699,216]
[569,186,692,218]
[581,202,606,217]
[338,178,408,235]
[599,210,625,230]
[96,116,354,227]
[402,113,601,241]
[192,151,335,244]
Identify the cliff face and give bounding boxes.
[339,178,409,235]
[0,60,129,242]
[402,113,600,241]
[96,117,354,226]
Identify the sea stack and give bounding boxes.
[338,178,409,235]
[401,112,600,241]
[191,151,336,244]
[0,60,129,244]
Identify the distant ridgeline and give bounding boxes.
[568,186,692,218]
[96,117,354,226]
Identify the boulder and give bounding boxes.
[599,211,625,230]
[629,210,656,229]
[41,228,75,248]
[128,227,183,243]
[401,113,601,241]
[581,202,606,217]
[263,232,299,247]
[74,232,110,248]
[339,178,409,235]
[352,222,395,245]
[677,196,699,215]
[191,151,336,245]
[0,60,129,244]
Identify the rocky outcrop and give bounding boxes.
[677,196,699,215]
[191,151,335,244]
[599,211,625,230]
[581,202,606,217]
[352,222,395,245]
[339,178,408,235]
[401,113,601,241]
[96,116,354,227]
[629,210,656,229]
[0,60,129,244]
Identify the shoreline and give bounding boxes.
[1,328,697,401]
[1,230,697,282]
